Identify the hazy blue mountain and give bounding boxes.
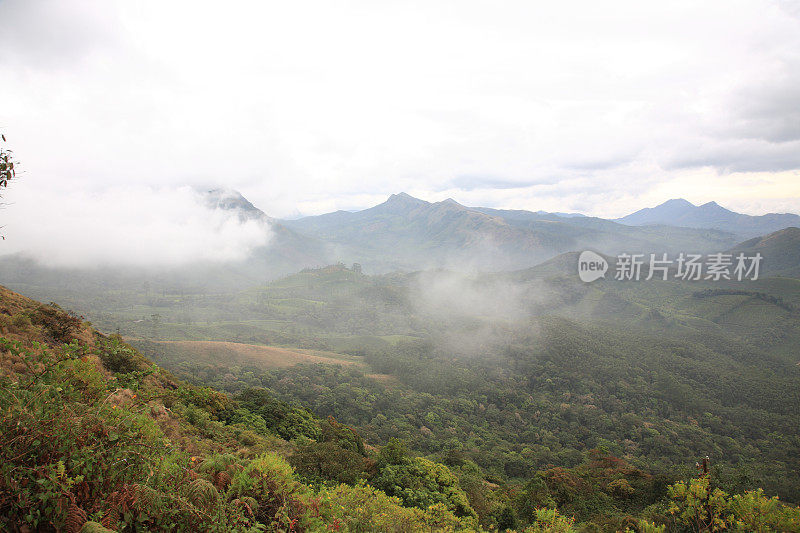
[617,198,800,238]
[283,192,740,272]
[283,192,561,271]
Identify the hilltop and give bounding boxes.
[730,227,800,277]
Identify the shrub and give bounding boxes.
[98,338,143,374]
[521,507,576,532]
[228,452,310,529]
[373,454,476,519]
[30,305,82,344]
[668,477,800,532]
[10,312,31,330]
[317,481,440,532]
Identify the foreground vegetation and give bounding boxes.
[1,286,799,531]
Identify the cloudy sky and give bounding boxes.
[1,0,800,263]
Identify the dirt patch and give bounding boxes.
[146,340,362,369]
[365,373,396,384]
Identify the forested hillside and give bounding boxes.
[3,285,800,531]
[0,287,482,531]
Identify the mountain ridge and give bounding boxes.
[617,198,800,238]
[280,192,740,272]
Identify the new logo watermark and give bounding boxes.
[578,251,763,282]
[578,251,608,282]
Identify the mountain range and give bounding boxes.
[616,198,800,238]
[278,192,745,273]
[0,191,798,295]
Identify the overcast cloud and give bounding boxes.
[1,0,800,261]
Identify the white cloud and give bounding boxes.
[0,0,798,222]
[1,183,272,267]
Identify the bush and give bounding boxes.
[30,305,82,344]
[0,337,256,532]
[98,338,142,374]
[228,452,310,529]
[521,507,576,532]
[10,312,31,330]
[316,481,474,533]
[668,477,800,532]
[0,339,165,530]
[373,454,476,519]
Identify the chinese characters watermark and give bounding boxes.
[579,252,762,282]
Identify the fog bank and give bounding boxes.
[0,184,272,268]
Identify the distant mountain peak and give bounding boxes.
[699,200,728,210]
[203,188,273,223]
[205,188,257,211]
[205,187,243,198]
[662,198,695,207]
[438,198,463,207]
[381,192,428,209]
[389,192,420,201]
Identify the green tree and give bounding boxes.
[373,452,477,519]
[1,132,19,238]
[0,133,16,192]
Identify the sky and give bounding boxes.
[1,0,800,264]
